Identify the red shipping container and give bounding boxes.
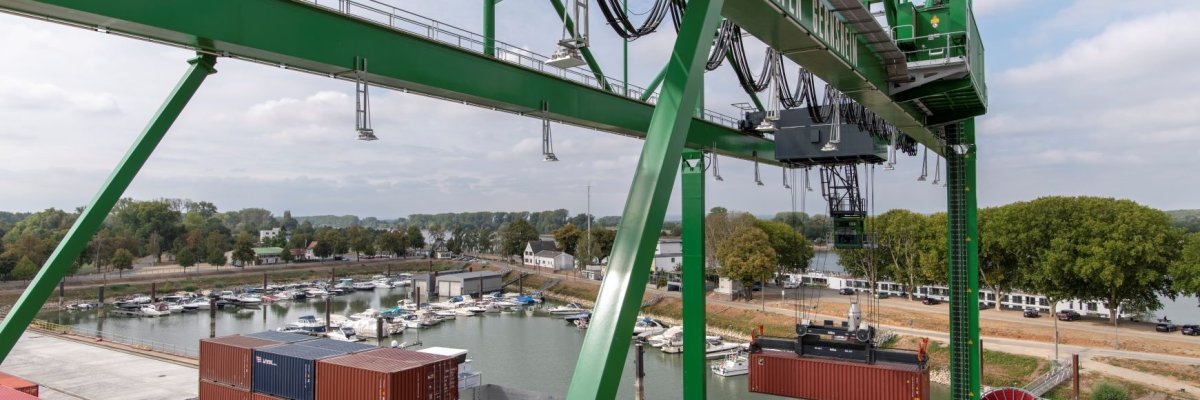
[200,335,282,388]
[199,379,252,400]
[749,350,929,400]
[0,385,37,400]
[0,372,37,396]
[252,393,285,400]
[315,349,458,400]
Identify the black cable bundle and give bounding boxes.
[595,0,672,40]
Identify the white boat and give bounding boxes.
[350,318,405,337]
[432,310,459,320]
[462,304,487,314]
[704,338,744,360]
[128,295,152,304]
[547,303,586,315]
[236,294,263,307]
[286,315,327,333]
[632,317,666,336]
[138,305,164,317]
[398,314,424,329]
[328,314,350,328]
[349,309,379,321]
[455,308,477,317]
[396,299,419,312]
[306,288,329,297]
[711,352,749,376]
[165,303,185,313]
[185,299,211,310]
[217,291,238,302]
[647,326,683,348]
[327,325,363,342]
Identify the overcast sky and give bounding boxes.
[2,0,1198,220]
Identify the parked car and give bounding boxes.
[874,292,890,299]
[1182,325,1199,336]
[979,302,994,310]
[922,297,941,305]
[783,281,801,289]
[1022,308,1040,318]
[838,288,855,295]
[1056,310,1081,321]
[751,282,762,291]
[1156,322,1178,333]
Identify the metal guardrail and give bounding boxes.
[28,319,199,359]
[1023,360,1071,397]
[294,0,743,129]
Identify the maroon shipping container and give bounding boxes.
[0,385,37,400]
[315,348,458,400]
[0,372,37,396]
[252,393,285,400]
[200,335,282,388]
[199,379,252,400]
[749,350,929,400]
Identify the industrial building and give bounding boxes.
[437,271,503,297]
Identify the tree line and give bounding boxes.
[831,196,1200,324]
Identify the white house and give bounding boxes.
[529,250,575,271]
[304,241,319,259]
[651,239,683,272]
[523,240,557,266]
[259,228,282,243]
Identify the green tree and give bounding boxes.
[406,226,425,252]
[1059,197,1180,323]
[705,210,756,270]
[476,227,494,254]
[754,219,813,276]
[10,256,38,281]
[112,200,182,263]
[1170,233,1200,298]
[232,232,256,267]
[205,231,229,267]
[979,207,1019,309]
[175,246,196,273]
[347,225,373,261]
[280,247,295,264]
[381,230,408,257]
[111,249,134,277]
[553,224,583,256]
[500,219,540,261]
[716,226,777,300]
[0,253,18,280]
[875,210,929,300]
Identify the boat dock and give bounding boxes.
[0,332,198,399]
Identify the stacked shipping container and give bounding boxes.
[201,333,459,400]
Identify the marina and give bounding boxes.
[38,283,802,399]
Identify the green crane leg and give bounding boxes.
[564,0,724,397]
[483,0,496,57]
[946,118,981,399]
[548,0,612,93]
[639,65,668,102]
[0,54,216,363]
[681,150,707,399]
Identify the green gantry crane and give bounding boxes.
[0,0,985,398]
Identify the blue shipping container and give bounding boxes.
[252,344,348,400]
[298,338,374,353]
[245,331,318,344]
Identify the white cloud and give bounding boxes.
[0,77,120,113]
[973,0,1029,17]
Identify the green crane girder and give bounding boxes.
[681,150,708,399]
[564,0,724,398]
[0,0,772,163]
[0,54,217,363]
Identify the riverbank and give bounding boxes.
[0,258,462,310]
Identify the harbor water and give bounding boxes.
[41,289,810,399]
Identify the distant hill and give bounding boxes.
[1166,210,1200,233]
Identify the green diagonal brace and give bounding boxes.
[564,0,724,398]
[681,150,707,399]
[548,0,613,93]
[639,64,668,102]
[0,54,216,363]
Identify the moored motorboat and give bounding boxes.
[547,303,586,315]
[710,351,750,376]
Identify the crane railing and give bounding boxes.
[295,0,741,129]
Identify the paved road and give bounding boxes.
[0,332,198,400]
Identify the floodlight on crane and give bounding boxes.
[547,0,589,69]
